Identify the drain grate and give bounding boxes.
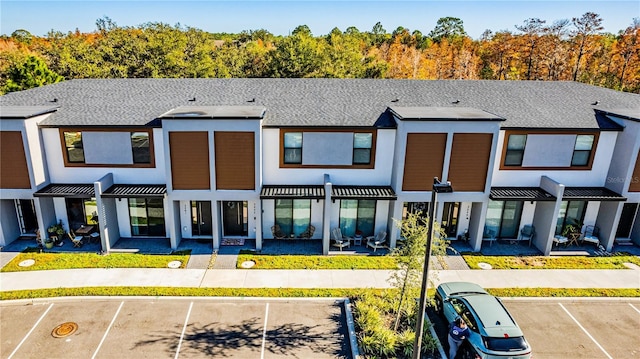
[52,322,78,338]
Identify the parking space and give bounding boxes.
[1,298,350,359]
[429,298,640,359]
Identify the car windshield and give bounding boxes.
[483,336,528,351]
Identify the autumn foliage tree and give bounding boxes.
[1,13,638,94]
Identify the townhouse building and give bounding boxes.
[1,79,638,256]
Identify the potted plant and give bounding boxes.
[47,221,65,245]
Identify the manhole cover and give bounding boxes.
[52,322,78,338]
[167,260,182,269]
[18,259,35,267]
[478,262,492,270]
[241,260,255,269]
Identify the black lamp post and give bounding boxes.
[412,177,453,359]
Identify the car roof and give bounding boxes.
[464,295,524,338]
[440,282,489,296]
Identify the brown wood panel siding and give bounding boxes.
[629,151,640,192]
[448,133,493,192]
[215,132,255,190]
[0,131,30,189]
[169,132,210,190]
[402,133,447,191]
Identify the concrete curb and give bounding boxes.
[343,298,361,359]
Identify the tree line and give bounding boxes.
[1,13,638,95]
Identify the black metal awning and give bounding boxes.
[563,187,626,201]
[490,187,556,201]
[33,184,95,198]
[102,184,167,198]
[260,185,325,199]
[332,185,397,200]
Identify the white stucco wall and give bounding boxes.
[605,118,640,195]
[42,128,167,184]
[262,128,396,186]
[492,131,618,187]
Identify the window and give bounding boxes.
[64,131,84,163]
[284,132,302,164]
[504,134,526,166]
[571,135,594,166]
[65,198,98,230]
[275,199,311,237]
[129,198,165,236]
[555,201,586,235]
[339,199,375,237]
[402,202,429,221]
[353,133,373,164]
[131,132,151,163]
[485,200,523,238]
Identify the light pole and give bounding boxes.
[412,177,453,359]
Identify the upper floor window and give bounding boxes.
[571,135,594,166]
[504,134,526,166]
[284,132,302,164]
[64,131,84,163]
[353,133,373,164]
[131,132,150,164]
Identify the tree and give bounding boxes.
[571,12,604,81]
[428,17,467,43]
[389,213,448,332]
[612,20,640,91]
[4,55,64,92]
[11,29,33,45]
[515,18,546,80]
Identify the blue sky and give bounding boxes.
[1,1,638,39]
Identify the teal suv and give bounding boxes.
[435,282,532,359]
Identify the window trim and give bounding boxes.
[279,128,376,169]
[499,129,599,170]
[60,128,155,168]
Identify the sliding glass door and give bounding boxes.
[485,200,523,239]
[339,200,375,237]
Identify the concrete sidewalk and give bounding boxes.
[1,267,638,291]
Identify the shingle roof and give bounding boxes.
[0,105,58,119]
[1,79,637,128]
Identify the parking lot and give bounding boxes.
[429,298,640,359]
[1,298,351,359]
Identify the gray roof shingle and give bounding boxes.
[1,79,638,128]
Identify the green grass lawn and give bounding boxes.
[236,250,399,269]
[463,253,640,269]
[1,249,191,272]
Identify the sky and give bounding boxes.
[1,0,638,39]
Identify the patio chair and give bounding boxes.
[482,227,497,247]
[366,231,387,252]
[331,228,351,251]
[271,224,287,239]
[299,224,315,239]
[518,225,535,246]
[553,235,569,247]
[581,225,600,247]
[68,230,83,248]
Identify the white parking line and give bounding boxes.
[92,301,124,359]
[174,301,193,359]
[629,303,640,315]
[261,302,270,359]
[7,303,54,359]
[559,303,612,359]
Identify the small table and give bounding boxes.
[75,225,95,241]
[567,232,581,246]
[353,235,363,246]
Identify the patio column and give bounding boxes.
[322,174,332,255]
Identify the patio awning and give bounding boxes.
[490,187,556,201]
[260,185,325,199]
[563,187,626,201]
[33,183,95,198]
[332,185,397,200]
[102,184,167,198]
